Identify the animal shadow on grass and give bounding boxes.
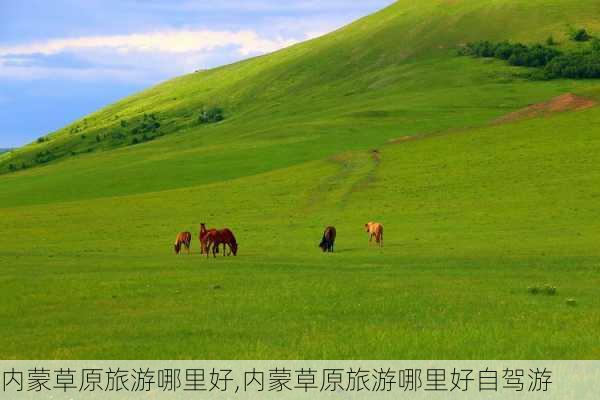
[334,247,361,254]
[331,242,401,254]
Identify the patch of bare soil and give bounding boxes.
[495,93,596,124]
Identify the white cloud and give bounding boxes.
[0,0,395,83]
[0,29,302,82]
[0,29,298,57]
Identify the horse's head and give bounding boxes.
[231,241,238,256]
[174,242,181,254]
[319,240,328,252]
[365,223,370,232]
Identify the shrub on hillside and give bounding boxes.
[510,45,560,67]
[462,41,560,68]
[461,39,600,80]
[545,52,600,79]
[111,131,126,140]
[130,133,156,146]
[37,136,48,144]
[198,106,224,124]
[131,114,161,135]
[570,28,591,42]
[35,150,55,164]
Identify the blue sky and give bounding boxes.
[0,0,394,148]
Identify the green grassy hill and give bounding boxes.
[1,0,599,359]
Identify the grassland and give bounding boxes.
[0,0,599,359]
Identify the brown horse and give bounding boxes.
[199,223,216,254]
[319,226,336,253]
[365,222,384,247]
[174,232,192,254]
[205,228,238,258]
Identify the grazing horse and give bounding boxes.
[365,222,384,247]
[199,223,217,254]
[174,232,192,254]
[206,228,238,258]
[319,226,336,253]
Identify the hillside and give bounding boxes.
[4,0,600,186]
[0,0,599,359]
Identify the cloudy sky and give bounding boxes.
[0,0,394,148]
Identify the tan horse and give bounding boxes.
[174,232,192,254]
[365,222,384,247]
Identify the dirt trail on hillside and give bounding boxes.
[495,93,596,124]
[388,136,417,145]
[303,150,381,211]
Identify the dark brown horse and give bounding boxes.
[174,232,192,255]
[205,228,238,258]
[319,226,336,252]
[199,223,216,254]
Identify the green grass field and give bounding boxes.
[1,0,599,359]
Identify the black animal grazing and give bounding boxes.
[319,226,336,253]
